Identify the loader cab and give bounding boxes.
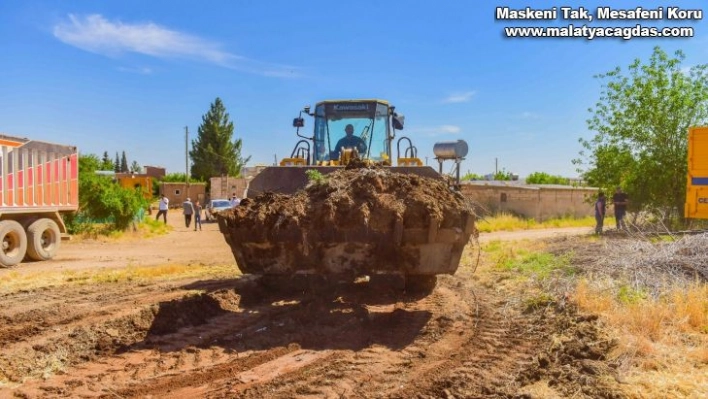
[309,100,402,164]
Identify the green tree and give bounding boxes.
[130,160,142,173]
[461,171,484,181]
[100,151,113,171]
[575,46,708,223]
[493,169,513,181]
[161,173,203,183]
[114,152,120,173]
[75,154,148,230]
[190,97,251,181]
[120,151,129,173]
[526,172,570,185]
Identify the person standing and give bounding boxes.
[595,191,607,235]
[193,200,203,231]
[230,193,241,207]
[182,198,195,228]
[612,187,629,230]
[155,194,169,224]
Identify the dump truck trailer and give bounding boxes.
[0,134,78,267]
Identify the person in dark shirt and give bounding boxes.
[612,186,629,230]
[182,197,195,228]
[334,124,367,158]
[193,200,203,231]
[594,191,606,235]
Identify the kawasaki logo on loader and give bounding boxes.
[699,197,708,204]
[333,104,369,112]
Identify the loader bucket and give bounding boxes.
[217,165,477,281]
[246,165,445,198]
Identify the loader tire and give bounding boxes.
[25,219,61,261]
[0,220,28,267]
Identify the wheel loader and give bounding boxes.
[216,99,476,292]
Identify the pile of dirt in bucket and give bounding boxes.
[217,164,477,277]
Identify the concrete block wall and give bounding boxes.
[160,182,207,208]
[209,176,249,200]
[460,183,598,221]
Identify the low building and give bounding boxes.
[160,182,207,208]
[143,165,166,180]
[115,173,152,199]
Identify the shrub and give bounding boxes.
[74,154,149,231]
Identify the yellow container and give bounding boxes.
[685,126,708,219]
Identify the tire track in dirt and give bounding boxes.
[0,284,182,346]
[1,274,587,398]
[0,276,452,397]
[133,276,541,399]
[0,279,222,385]
[102,283,434,398]
[0,225,623,398]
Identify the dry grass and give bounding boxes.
[469,233,708,398]
[571,234,708,399]
[476,212,599,233]
[69,217,172,241]
[0,264,237,294]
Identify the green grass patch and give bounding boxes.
[501,252,575,280]
[305,169,327,185]
[648,235,677,243]
[617,285,648,304]
[481,240,518,268]
[480,240,575,280]
[139,216,172,237]
[523,292,556,311]
[68,215,171,240]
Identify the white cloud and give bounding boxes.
[409,124,461,137]
[442,91,476,103]
[439,125,461,134]
[117,66,153,75]
[53,14,298,77]
[519,111,541,119]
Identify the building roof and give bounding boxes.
[461,180,597,191]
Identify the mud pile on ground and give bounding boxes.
[515,307,625,399]
[218,165,477,276]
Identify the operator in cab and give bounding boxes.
[334,124,367,158]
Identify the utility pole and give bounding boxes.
[185,126,189,193]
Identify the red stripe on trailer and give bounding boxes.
[70,154,78,178]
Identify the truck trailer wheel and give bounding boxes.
[25,219,61,261]
[0,220,28,267]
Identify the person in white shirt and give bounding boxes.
[230,194,241,207]
[155,194,169,223]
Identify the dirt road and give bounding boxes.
[0,214,618,398]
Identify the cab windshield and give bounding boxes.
[312,101,390,162]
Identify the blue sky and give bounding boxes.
[1,1,706,178]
